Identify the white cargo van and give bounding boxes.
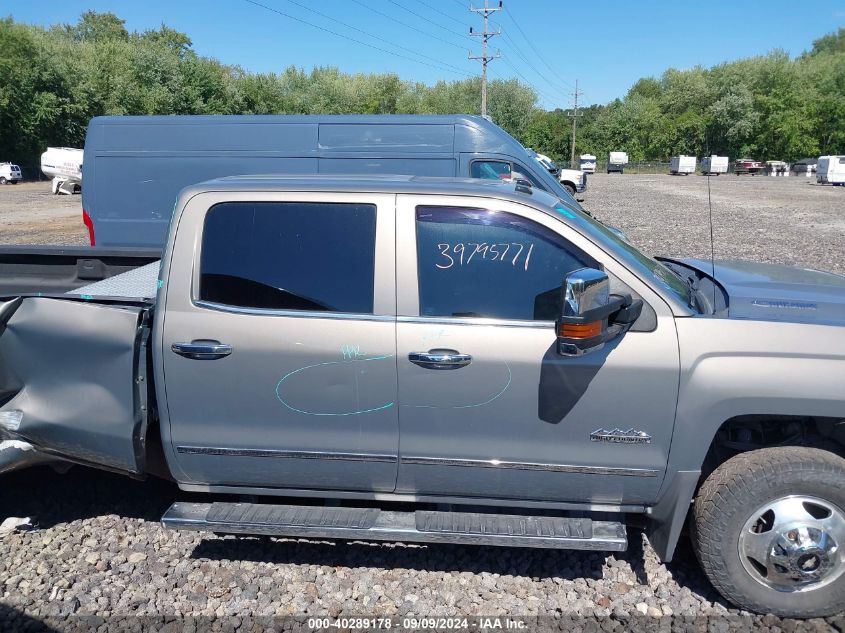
[817,156,845,185]
[0,163,22,185]
[700,155,728,175]
[669,155,696,175]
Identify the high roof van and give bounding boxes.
[82,114,582,247]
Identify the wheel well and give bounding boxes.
[702,415,845,478]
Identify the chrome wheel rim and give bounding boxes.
[739,495,845,592]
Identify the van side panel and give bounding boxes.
[84,119,320,247]
[318,124,454,152]
[319,158,455,176]
[91,155,319,247]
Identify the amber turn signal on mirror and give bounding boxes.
[559,321,603,339]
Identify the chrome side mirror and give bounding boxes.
[557,268,643,357]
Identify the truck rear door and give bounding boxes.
[158,191,399,492]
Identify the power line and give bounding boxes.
[498,31,569,102]
[468,0,502,116]
[387,0,466,38]
[242,0,475,79]
[503,6,576,91]
[348,0,472,53]
[417,0,469,28]
[498,56,561,106]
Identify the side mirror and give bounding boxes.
[556,268,643,357]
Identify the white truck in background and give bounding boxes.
[607,151,628,174]
[816,156,845,185]
[40,147,83,195]
[527,149,587,197]
[701,155,729,175]
[579,154,596,173]
[669,155,697,175]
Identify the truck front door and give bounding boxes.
[159,192,399,492]
[394,194,680,505]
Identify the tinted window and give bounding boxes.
[200,202,376,313]
[471,160,511,180]
[416,206,595,320]
[470,160,546,191]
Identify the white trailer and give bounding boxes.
[700,155,729,175]
[607,151,628,174]
[817,156,845,185]
[669,155,696,175]
[579,154,596,173]
[40,147,83,195]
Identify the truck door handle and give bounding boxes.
[171,340,233,360]
[408,349,472,370]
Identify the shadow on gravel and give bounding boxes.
[0,465,179,529]
[0,602,58,633]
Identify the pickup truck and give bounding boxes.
[1,175,844,617]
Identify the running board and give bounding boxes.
[162,502,627,551]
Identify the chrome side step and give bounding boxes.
[162,502,627,551]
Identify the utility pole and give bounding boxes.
[568,79,583,167]
[469,1,501,117]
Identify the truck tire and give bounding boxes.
[563,183,576,196]
[0,177,6,185]
[691,447,845,617]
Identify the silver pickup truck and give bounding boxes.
[1,175,844,617]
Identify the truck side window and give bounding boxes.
[415,206,596,321]
[199,202,376,314]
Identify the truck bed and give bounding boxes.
[0,246,161,297]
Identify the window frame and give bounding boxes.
[196,200,378,315]
[166,191,395,320]
[413,205,597,322]
[395,193,672,326]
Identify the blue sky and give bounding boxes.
[5,0,844,109]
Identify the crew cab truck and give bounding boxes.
[2,175,845,618]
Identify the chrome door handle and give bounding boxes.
[171,340,233,360]
[408,349,472,370]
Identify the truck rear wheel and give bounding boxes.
[692,446,845,617]
[563,183,576,196]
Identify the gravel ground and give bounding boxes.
[0,182,86,246]
[584,173,845,276]
[1,174,844,631]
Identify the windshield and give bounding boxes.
[550,203,694,309]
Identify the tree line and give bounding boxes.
[1,11,843,173]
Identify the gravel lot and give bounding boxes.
[1,174,844,631]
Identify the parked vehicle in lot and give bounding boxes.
[735,158,764,175]
[40,147,83,195]
[791,157,818,177]
[0,163,22,185]
[2,175,845,618]
[669,155,696,175]
[700,155,729,175]
[579,154,596,173]
[81,115,583,248]
[525,149,587,197]
[817,155,845,185]
[607,151,628,173]
[763,160,790,177]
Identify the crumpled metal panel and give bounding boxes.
[0,297,143,473]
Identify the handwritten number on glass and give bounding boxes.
[436,242,534,271]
